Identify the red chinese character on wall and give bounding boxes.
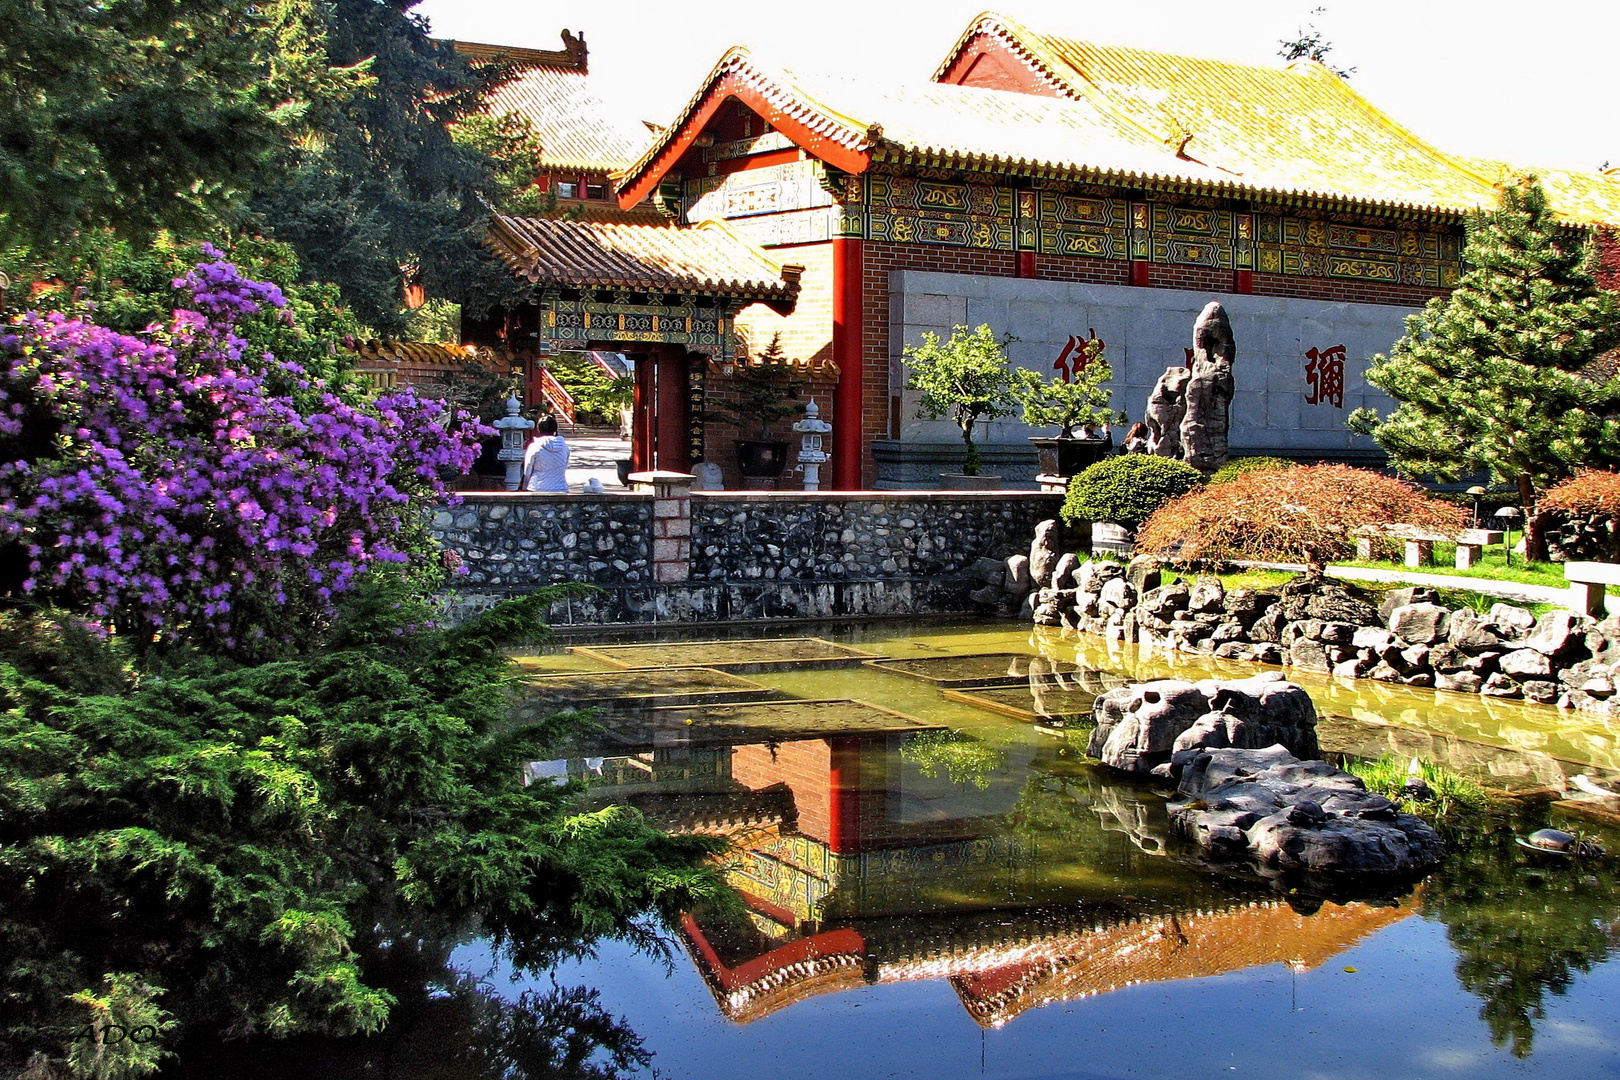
[1305,345,1347,408]
[1055,329,1104,383]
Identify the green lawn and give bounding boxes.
[1334,531,1566,590]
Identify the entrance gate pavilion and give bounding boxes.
[471,214,803,474]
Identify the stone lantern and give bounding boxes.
[792,398,833,491]
[493,395,534,491]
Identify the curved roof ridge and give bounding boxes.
[616,46,875,198]
[1288,57,1504,198]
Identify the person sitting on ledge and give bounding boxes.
[520,415,571,493]
[1121,421,1150,454]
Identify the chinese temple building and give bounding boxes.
[453,32,661,225]
[473,14,1620,488]
[473,214,808,472]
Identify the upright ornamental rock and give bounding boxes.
[1029,519,1061,586]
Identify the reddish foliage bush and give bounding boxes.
[1135,463,1466,571]
[1540,469,1620,519]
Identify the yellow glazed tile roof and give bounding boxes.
[457,41,650,173]
[622,49,1328,207]
[938,12,1510,216]
[1456,157,1620,227]
[347,340,490,365]
[621,15,1620,225]
[488,214,803,301]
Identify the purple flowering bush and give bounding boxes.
[0,250,487,651]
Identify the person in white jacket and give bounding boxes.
[520,415,570,492]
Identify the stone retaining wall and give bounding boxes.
[690,494,1051,582]
[432,495,654,588]
[432,490,1062,625]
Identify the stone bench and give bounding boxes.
[1454,528,1504,570]
[1353,525,1503,569]
[1566,561,1620,617]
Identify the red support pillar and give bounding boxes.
[824,736,863,856]
[631,351,653,472]
[654,346,690,473]
[831,236,864,491]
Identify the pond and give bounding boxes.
[165,618,1620,1078]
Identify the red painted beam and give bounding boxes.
[714,147,802,177]
[831,237,864,491]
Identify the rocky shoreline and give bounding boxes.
[970,519,1620,715]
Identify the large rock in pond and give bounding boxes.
[1088,680,1209,773]
[1170,745,1445,877]
[1087,673,1318,774]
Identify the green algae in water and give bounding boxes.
[569,637,881,672]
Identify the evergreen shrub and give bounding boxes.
[1210,456,1296,484]
[1061,455,1204,529]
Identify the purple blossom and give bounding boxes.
[0,255,490,649]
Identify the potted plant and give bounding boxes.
[903,323,1023,489]
[706,334,805,480]
[1014,339,1128,479]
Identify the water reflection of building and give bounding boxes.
[573,730,1413,1027]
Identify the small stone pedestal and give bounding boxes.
[629,470,694,583]
[1403,539,1433,568]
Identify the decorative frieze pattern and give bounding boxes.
[680,154,1464,285]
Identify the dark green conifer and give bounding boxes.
[1349,181,1620,558]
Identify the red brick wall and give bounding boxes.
[858,243,1023,486]
[732,741,834,842]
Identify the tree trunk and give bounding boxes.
[960,418,977,476]
[1518,472,1550,563]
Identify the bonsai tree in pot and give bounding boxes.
[903,323,1024,485]
[707,333,805,479]
[1014,339,1128,478]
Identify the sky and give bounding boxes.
[414,0,1620,175]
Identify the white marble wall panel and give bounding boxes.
[889,270,1413,456]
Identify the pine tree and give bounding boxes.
[1348,181,1620,559]
[253,0,530,333]
[0,0,348,249]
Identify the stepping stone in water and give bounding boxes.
[864,652,1082,688]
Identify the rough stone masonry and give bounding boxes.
[980,518,1620,716]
